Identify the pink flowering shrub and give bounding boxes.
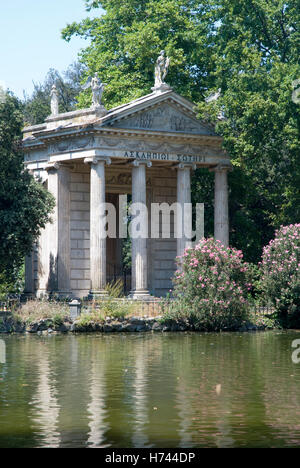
[168,238,251,331]
[260,224,300,327]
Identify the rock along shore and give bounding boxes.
[0,314,266,334]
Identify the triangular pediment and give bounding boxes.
[101,92,216,136]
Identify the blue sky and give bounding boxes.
[0,0,102,98]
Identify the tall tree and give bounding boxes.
[197,0,300,261]
[0,93,55,287]
[62,0,214,108]
[23,62,85,125]
[62,0,300,262]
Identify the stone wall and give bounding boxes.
[151,171,177,297]
[32,164,178,299]
[69,166,91,297]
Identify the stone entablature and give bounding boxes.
[23,90,226,169]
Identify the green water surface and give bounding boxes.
[0,331,300,448]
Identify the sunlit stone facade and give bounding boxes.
[23,87,231,299]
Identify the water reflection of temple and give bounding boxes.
[2,333,299,448]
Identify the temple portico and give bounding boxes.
[23,74,232,299]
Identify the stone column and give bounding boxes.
[176,163,193,258]
[24,251,35,298]
[130,161,151,300]
[37,219,50,298]
[212,163,232,247]
[85,157,111,297]
[46,162,71,297]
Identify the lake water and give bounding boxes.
[0,331,300,448]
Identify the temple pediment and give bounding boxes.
[102,92,216,137]
[23,88,225,170]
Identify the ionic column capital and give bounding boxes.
[210,160,233,173]
[176,163,197,170]
[45,162,71,173]
[84,156,112,166]
[45,161,60,172]
[132,160,152,168]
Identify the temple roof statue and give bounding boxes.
[50,84,59,116]
[83,72,107,108]
[153,51,171,92]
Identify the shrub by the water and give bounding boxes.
[15,300,69,324]
[167,238,252,331]
[260,224,300,328]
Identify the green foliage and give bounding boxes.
[167,238,252,331]
[0,93,55,287]
[0,265,24,297]
[249,310,278,330]
[79,299,134,324]
[97,299,133,319]
[63,0,300,262]
[14,300,68,324]
[122,237,132,270]
[92,280,135,319]
[196,1,300,261]
[62,0,213,108]
[104,278,124,298]
[260,224,300,328]
[76,312,95,328]
[23,63,85,125]
[121,198,132,270]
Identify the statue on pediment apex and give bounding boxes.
[153,50,170,91]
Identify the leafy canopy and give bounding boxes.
[0,93,55,286]
[197,0,300,261]
[62,0,300,262]
[62,0,215,108]
[23,63,85,126]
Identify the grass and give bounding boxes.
[83,279,162,322]
[7,279,164,329]
[85,299,137,323]
[13,300,69,325]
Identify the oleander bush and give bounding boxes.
[166,238,252,331]
[260,224,300,328]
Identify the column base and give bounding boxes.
[36,290,72,300]
[55,291,73,299]
[88,290,108,300]
[36,290,50,300]
[129,290,151,301]
[21,292,36,302]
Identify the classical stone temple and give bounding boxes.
[23,57,231,300]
